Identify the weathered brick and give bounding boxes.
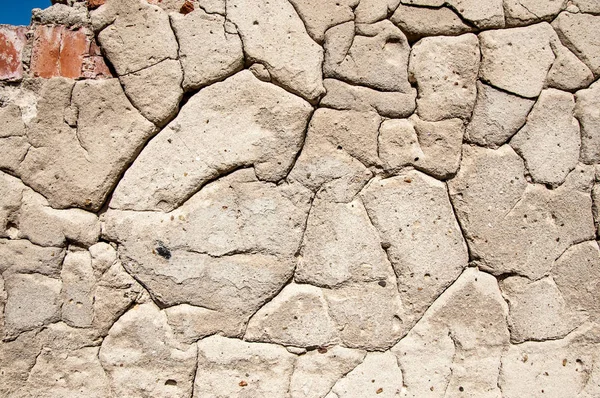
[0,26,27,81]
[31,26,97,79]
[60,28,90,79]
[87,0,106,9]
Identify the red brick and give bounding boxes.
[0,26,27,81]
[31,25,63,78]
[59,29,90,79]
[31,26,94,79]
[87,0,106,9]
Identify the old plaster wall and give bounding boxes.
[1,0,600,397]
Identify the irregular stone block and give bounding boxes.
[466,82,535,148]
[552,241,600,322]
[60,250,95,328]
[321,78,416,118]
[228,0,325,101]
[547,38,594,91]
[4,273,62,339]
[392,268,509,398]
[391,3,473,42]
[246,284,339,348]
[409,33,480,121]
[99,303,197,398]
[288,0,359,43]
[511,89,580,187]
[19,78,157,211]
[360,171,469,334]
[325,20,412,93]
[500,324,600,398]
[111,71,312,211]
[290,346,365,398]
[288,109,377,202]
[479,23,556,98]
[355,0,401,24]
[195,335,296,397]
[500,276,583,343]
[504,0,568,26]
[119,59,183,125]
[92,0,179,75]
[0,239,65,278]
[575,80,600,164]
[553,12,600,76]
[449,146,595,279]
[325,352,404,397]
[171,9,243,91]
[296,197,392,288]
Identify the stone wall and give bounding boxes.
[1,0,600,397]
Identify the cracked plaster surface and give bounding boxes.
[1,0,600,396]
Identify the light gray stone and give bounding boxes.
[92,0,179,75]
[99,303,197,398]
[479,23,556,98]
[17,188,100,248]
[104,170,311,327]
[245,284,339,348]
[572,0,600,13]
[227,0,325,101]
[288,109,377,203]
[111,71,312,212]
[547,39,594,91]
[195,335,296,397]
[60,250,95,328]
[553,12,600,76]
[499,323,600,398]
[500,276,583,343]
[466,82,535,148]
[325,20,413,93]
[360,171,469,334]
[449,146,595,279]
[119,59,183,125]
[323,280,405,350]
[354,0,401,23]
[552,241,600,322]
[164,304,246,344]
[18,78,156,211]
[288,0,359,43]
[0,239,65,278]
[3,273,62,339]
[391,3,473,41]
[321,79,416,118]
[290,346,365,398]
[19,345,110,398]
[296,197,392,288]
[325,352,403,398]
[511,88,580,187]
[504,0,568,26]
[402,0,505,28]
[409,33,480,121]
[392,269,509,398]
[171,9,244,91]
[575,80,600,164]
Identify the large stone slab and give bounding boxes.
[99,303,197,398]
[18,78,156,211]
[479,23,556,98]
[227,0,325,101]
[511,89,580,187]
[111,71,313,211]
[360,170,469,331]
[409,33,480,121]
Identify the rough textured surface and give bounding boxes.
[1,1,599,396]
